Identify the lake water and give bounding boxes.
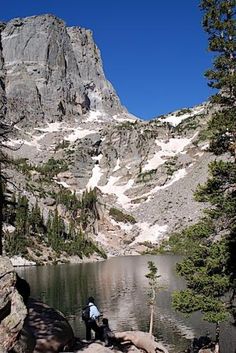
[16,255,236,353]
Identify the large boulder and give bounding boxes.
[25,298,74,353]
[114,331,169,353]
[78,343,115,353]
[0,257,74,353]
[76,331,170,353]
[0,257,27,353]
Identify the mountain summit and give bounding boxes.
[1,14,135,127]
[0,15,216,262]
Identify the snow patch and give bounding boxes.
[6,133,46,150]
[92,154,103,162]
[113,158,121,172]
[110,218,133,232]
[133,222,168,244]
[34,122,63,133]
[10,256,36,267]
[55,180,71,188]
[3,224,15,233]
[65,128,97,142]
[87,164,103,189]
[143,135,197,171]
[143,153,165,171]
[96,232,110,247]
[156,136,197,153]
[161,106,205,127]
[112,113,137,122]
[86,110,104,122]
[150,168,187,195]
[200,143,209,151]
[100,176,134,209]
[131,168,188,207]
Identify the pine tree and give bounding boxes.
[15,195,29,235]
[172,2,236,351]
[47,208,65,251]
[145,261,161,336]
[201,0,236,105]
[200,0,236,316]
[200,0,236,157]
[29,201,44,234]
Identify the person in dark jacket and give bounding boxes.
[100,318,114,347]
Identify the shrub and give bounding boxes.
[36,157,68,178]
[109,207,136,224]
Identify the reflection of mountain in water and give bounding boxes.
[17,255,236,353]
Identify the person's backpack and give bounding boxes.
[82,305,90,321]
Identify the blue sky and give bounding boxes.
[1,1,213,120]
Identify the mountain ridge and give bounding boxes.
[0,14,221,263]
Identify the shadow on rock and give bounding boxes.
[25,298,74,353]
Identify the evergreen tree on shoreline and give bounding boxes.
[172,1,236,351]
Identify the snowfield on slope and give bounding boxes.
[160,105,205,127]
[132,222,168,244]
[143,133,198,171]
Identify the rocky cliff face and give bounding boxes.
[1,14,128,127]
[0,257,28,352]
[1,14,218,260]
[0,23,6,122]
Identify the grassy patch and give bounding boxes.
[164,156,178,176]
[109,207,136,224]
[176,108,191,117]
[54,140,70,151]
[137,169,157,183]
[36,157,68,178]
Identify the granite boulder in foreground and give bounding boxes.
[0,257,27,353]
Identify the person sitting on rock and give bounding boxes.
[100,318,114,347]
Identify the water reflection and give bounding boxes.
[16,255,236,353]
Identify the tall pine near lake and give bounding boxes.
[172,1,236,352]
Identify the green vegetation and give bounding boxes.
[36,157,68,178]
[145,261,161,335]
[109,207,136,224]
[4,195,30,255]
[175,108,191,117]
[172,240,230,320]
[174,114,203,134]
[50,187,98,229]
[51,188,81,211]
[137,169,157,183]
[3,187,106,260]
[12,157,33,176]
[46,210,106,259]
[116,121,137,130]
[172,1,236,349]
[54,140,70,151]
[164,156,178,176]
[11,156,69,181]
[81,189,97,210]
[158,220,214,254]
[79,189,98,228]
[195,126,213,144]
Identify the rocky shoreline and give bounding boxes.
[0,256,171,353]
[0,256,217,353]
[9,253,110,267]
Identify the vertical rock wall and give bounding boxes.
[0,23,6,122]
[0,257,27,353]
[0,14,125,127]
[67,27,124,113]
